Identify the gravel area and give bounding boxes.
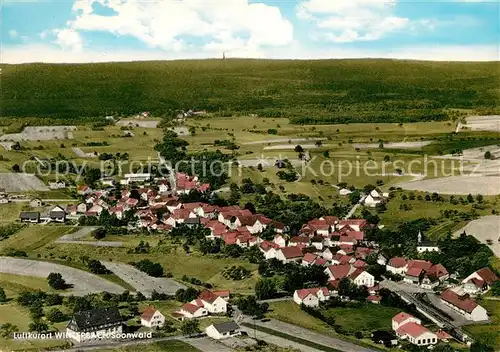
[102,261,186,297]
[0,142,14,151]
[72,147,98,158]
[353,141,432,149]
[397,175,500,195]
[0,257,125,295]
[462,115,500,132]
[0,173,49,192]
[236,159,304,167]
[243,138,327,145]
[263,144,331,150]
[116,120,159,128]
[57,227,98,241]
[0,126,75,141]
[453,216,500,257]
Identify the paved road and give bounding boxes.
[0,257,124,295]
[344,195,366,219]
[102,261,186,297]
[56,226,123,247]
[246,318,376,352]
[183,336,235,352]
[241,325,323,352]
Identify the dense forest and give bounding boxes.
[1,59,499,123]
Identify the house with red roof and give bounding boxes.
[273,234,286,247]
[302,253,321,266]
[338,219,368,232]
[140,306,165,328]
[392,312,437,346]
[353,259,368,269]
[331,253,354,266]
[440,289,488,321]
[77,185,92,195]
[190,290,228,314]
[324,264,353,281]
[293,287,330,307]
[176,303,208,320]
[386,257,408,275]
[349,268,375,287]
[462,267,499,294]
[275,246,303,264]
[321,248,334,261]
[258,241,280,260]
[289,236,310,247]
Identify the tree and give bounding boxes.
[257,163,263,172]
[323,151,330,158]
[467,194,474,203]
[46,308,67,323]
[484,151,492,160]
[11,164,21,173]
[180,319,200,336]
[87,259,110,274]
[92,227,107,240]
[255,278,277,300]
[0,323,18,338]
[83,168,101,188]
[28,321,49,333]
[491,281,500,296]
[470,342,494,352]
[0,286,6,303]
[47,272,68,290]
[237,296,269,319]
[294,145,304,153]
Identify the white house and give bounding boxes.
[191,290,228,314]
[205,321,241,340]
[349,269,375,287]
[440,289,489,322]
[177,303,208,320]
[392,312,437,347]
[293,287,330,307]
[275,247,303,264]
[364,189,384,207]
[416,231,440,253]
[461,267,499,294]
[121,173,152,185]
[386,257,408,275]
[259,241,279,260]
[66,307,124,343]
[140,307,165,328]
[273,234,286,247]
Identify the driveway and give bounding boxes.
[0,257,124,295]
[102,261,186,297]
[247,318,376,352]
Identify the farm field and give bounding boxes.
[0,273,55,297]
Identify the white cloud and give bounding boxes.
[2,42,498,64]
[297,0,412,42]
[53,28,83,51]
[8,30,18,39]
[51,0,293,53]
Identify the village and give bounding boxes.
[1,162,496,352]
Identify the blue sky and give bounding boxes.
[1,0,499,63]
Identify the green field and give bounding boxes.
[1,60,498,120]
[0,273,56,297]
[463,299,500,349]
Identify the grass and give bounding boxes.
[0,273,55,297]
[322,304,402,333]
[0,203,24,223]
[463,299,500,349]
[0,225,73,253]
[100,340,201,352]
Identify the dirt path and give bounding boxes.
[0,257,125,295]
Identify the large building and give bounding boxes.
[66,307,124,343]
[440,289,489,321]
[392,312,437,346]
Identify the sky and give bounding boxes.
[1,0,499,63]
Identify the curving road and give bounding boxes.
[0,257,125,295]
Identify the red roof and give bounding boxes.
[213,290,230,298]
[326,264,351,280]
[140,306,158,321]
[407,260,432,271]
[392,312,416,324]
[348,268,366,280]
[260,240,280,251]
[353,259,367,268]
[475,267,499,285]
[368,295,382,302]
[171,208,193,220]
[339,219,368,227]
[406,266,423,278]
[389,257,407,268]
[279,246,303,259]
[295,288,313,300]
[427,264,449,278]
[303,252,318,263]
[344,231,364,241]
[396,322,432,338]
[320,216,339,225]
[182,303,204,314]
[198,290,220,304]
[441,289,478,313]
[290,236,310,244]
[296,287,329,300]
[436,330,451,340]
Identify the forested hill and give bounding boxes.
[1,59,499,123]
